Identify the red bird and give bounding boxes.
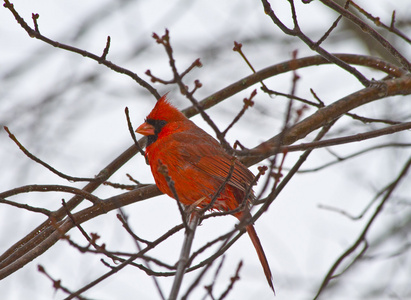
[136,95,274,292]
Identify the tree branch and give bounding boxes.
[313,155,411,299]
[169,211,201,300]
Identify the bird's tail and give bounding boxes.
[246,223,275,294]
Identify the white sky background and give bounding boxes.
[0,0,411,299]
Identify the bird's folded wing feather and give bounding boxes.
[172,132,255,193]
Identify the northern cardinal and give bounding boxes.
[136,95,274,292]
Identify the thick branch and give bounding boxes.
[169,212,201,300]
[241,75,411,166]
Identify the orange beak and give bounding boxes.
[136,122,155,136]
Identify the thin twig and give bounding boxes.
[124,107,146,158]
[2,0,159,98]
[157,161,189,231]
[317,180,393,221]
[222,90,257,136]
[299,143,411,173]
[61,200,106,253]
[261,0,372,86]
[117,209,165,300]
[282,122,411,153]
[233,42,269,91]
[203,256,226,300]
[0,197,52,216]
[313,156,411,299]
[319,0,411,71]
[150,30,232,152]
[116,213,152,245]
[4,126,97,182]
[64,223,185,300]
[351,1,411,44]
[0,184,102,204]
[38,265,89,300]
[218,261,243,300]
[251,119,339,224]
[198,161,236,214]
[181,229,242,300]
[100,36,111,61]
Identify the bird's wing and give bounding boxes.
[173,131,255,194]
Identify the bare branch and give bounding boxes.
[261,0,372,86]
[116,209,166,300]
[4,126,97,182]
[63,222,185,300]
[240,75,411,166]
[0,184,102,204]
[218,260,243,300]
[203,256,226,299]
[169,211,201,300]
[157,161,189,231]
[2,0,159,98]
[0,197,51,216]
[313,156,411,299]
[300,143,411,173]
[319,0,411,71]
[282,122,411,153]
[100,36,111,61]
[38,265,89,300]
[222,90,257,136]
[124,107,146,158]
[150,30,232,152]
[233,42,269,91]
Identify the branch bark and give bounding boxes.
[169,212,201,300]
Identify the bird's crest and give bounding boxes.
[146,95,186,122]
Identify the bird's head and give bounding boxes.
[136,95,187,146]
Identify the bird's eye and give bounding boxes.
[159,120,167,127]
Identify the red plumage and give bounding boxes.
[136,95,274,292]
